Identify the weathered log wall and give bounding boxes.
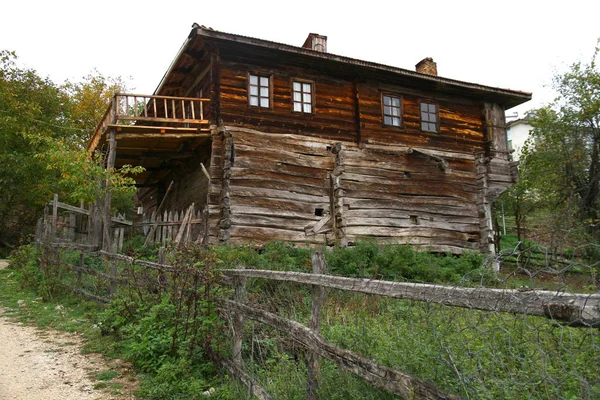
[205,128,485,253]
[208,127,334,245]
[338,145,480,253]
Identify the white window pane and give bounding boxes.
[304,103,312,113]
[249,75,258,85]
[384,116,392,125]
[421,103,428,111]
[294,92,302,102]
[429,104,436,113]
[391,107,400,117]
[293,82,301,91]
[422,122,428,130]
[261,98,269,108]
[429,114,437,123]
[430,123,437,131]
[384,106,392,115]
[304,93,312,103]
[421,112,429,121]
[383,96,391,106]
[260,77,269,86]
[303,83,311,93]
[392,97,400,107]
[250,86,258,96]
[392,117,400,126]
[260,87,269,97]
[249,97,259,106]
[294,102,302,112]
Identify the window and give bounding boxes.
[420,101,438,132]
[293,81,313,113]
[249,74,270,108]
[382,94,402,127]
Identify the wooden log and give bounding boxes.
[223,299,460,400]
[222,269,600,327]
[102,130,117,252]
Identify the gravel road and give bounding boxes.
[0,260,136,399]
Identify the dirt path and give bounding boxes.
[0,260,136,400]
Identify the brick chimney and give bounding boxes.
[302,33,327,53]
[416,57,437,76]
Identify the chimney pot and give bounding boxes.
[302,33,327,53]
[416,57,438,76]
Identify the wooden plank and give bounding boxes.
[222,270,600,327]
[230,186,328,204]
[342,217,478,232]
[223,300,460,400]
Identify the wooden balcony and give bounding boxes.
[87,94,212,186]
[88,93,211,152]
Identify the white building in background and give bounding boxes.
[506,113,535,161]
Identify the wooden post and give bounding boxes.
[158,247,166,294]
[76,251,84,288]
[232,264,247,371]
[108,257,118,297]
[102,129,117,251]
[51,193,59,239]
[307,252,326,400]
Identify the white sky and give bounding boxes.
[2,0,599,117]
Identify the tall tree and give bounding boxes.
[527,42,600,220]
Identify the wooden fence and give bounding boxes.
[42,239,600,400]
[36,195,207,252]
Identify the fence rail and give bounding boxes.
[222,269,600,327]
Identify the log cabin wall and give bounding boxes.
[204,127,483,253]
[209,49,495,252]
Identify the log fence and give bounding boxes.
[39,239,600,400]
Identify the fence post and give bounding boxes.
[76,251,84,288]
[233,265,247,371]
[158,247,166,294]
[51,193,59,240]
[307,252,326,400]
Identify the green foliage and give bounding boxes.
[326,240,485,283]
[0,50,139,249]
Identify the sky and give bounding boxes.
[2,0,599,118]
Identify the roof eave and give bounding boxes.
[194,28,531,108]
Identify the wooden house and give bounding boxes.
[88,26,531,256]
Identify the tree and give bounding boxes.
[0,51,139,253]
[527,42,600,221]
[498,41,600,255]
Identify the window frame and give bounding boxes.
[291,79,314,114]
[248,73,272,109]
[381,93,403,128]
[419,100,439,133]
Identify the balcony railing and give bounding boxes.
[88,93,211,151]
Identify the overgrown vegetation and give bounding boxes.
[4,238,598,399]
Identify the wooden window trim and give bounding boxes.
[248,73,272,109]
[419,99,439,133]
[381,93,403,128]
[291,78,315,114]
